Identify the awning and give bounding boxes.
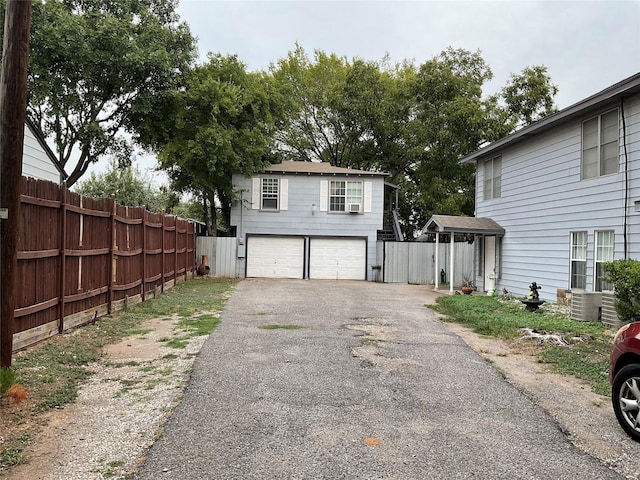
[423,214,505,236]
[420,215,504,294]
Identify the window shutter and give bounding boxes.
[280,179,288,211]
[320,180,328,211]
[252,178,260,209]
[364,181,372,213]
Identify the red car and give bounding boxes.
[610,322,640,441]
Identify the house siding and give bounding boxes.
[476,94,640,302]
[22,124,61,183]
[230,172,385,280]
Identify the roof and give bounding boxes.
[459,72,640,164]
[264,161,388,177]
[423,214,505,235]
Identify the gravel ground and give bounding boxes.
[5,280,640,480]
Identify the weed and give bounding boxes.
[162,353,179,360]
[178,313,221,337]
[361,338,379,346]
[0,432,30,469]
[0,367,16,393]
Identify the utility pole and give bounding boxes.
[0,1,31,368]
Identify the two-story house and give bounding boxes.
[230,161,397,280]
[456,72,640,302]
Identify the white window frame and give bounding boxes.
[594,230,614,291]
[483,155,501,201]
[569,231,587,290]
[329,180,363,213]
[581,109,619,180]
[261,178,279,210]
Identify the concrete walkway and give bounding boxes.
[135,279,621,480]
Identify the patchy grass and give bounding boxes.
[433,295,615,396]
[1,277,237,473]
[178,313,221,337]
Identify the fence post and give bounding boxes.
[107,198,116,314]
[161,214,165,293]
[58,184,67,334]
[174,216,178,283]
[142,209,146,301]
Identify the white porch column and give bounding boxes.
[449,231,454,293]
[434,232,439,289]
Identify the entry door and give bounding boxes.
[484,236,496,293]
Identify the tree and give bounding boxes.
[0,0,196,186]
[270,46,559,236]
[137,54,279,236]
[74,160,173,213]
[502,66,558,126]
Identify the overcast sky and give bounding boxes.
[176,0,640,109]
[120,0,640,185]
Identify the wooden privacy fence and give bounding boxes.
[11,177,196,351]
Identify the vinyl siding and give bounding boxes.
[231,172,385,280]
[22,124,60,183]
[476,95,640,301]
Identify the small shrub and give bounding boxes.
[602,259,640,324]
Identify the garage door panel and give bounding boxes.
[247,237,304,279]
[310,238,366,280]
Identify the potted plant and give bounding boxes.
[460,273,475,295]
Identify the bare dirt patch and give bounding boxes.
[2,314,209,480]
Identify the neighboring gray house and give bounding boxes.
[453,72,640,302]
[23,117,66,183]
[230,161,400,280]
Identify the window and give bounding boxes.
[483,156,501,200]
[595,230,614,291]
[329,180,363,212]
[582,109,619,179]
[261,178,279,210]
[570,232,587,289]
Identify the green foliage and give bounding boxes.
[74,160,174,212]
[137,54,277,235]
[602,259,640,324]
[269,46,558,235]
[0,0,197,186]
[434,295,613,395]
[502,66,559,126]
[0,432,30,469]
[0,366,15,394]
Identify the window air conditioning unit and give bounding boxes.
[349,203,361,213]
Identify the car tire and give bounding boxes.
[612,364,640,441]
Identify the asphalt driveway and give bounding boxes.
[135,279,621,479]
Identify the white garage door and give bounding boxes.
[246,236,304,279]
[309,238,366,280]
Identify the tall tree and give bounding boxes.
[0,0,196,186]
[137,54,279,236]
[502,66,559,126]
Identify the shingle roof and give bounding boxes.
[264,161,388,176]
[423,215,505,235]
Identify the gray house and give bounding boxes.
[23,117,66,183]
[230,161,400,280]
[456,72,640,302]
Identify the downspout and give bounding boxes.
[621,98,629,259]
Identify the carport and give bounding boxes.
[423,215,505,293]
